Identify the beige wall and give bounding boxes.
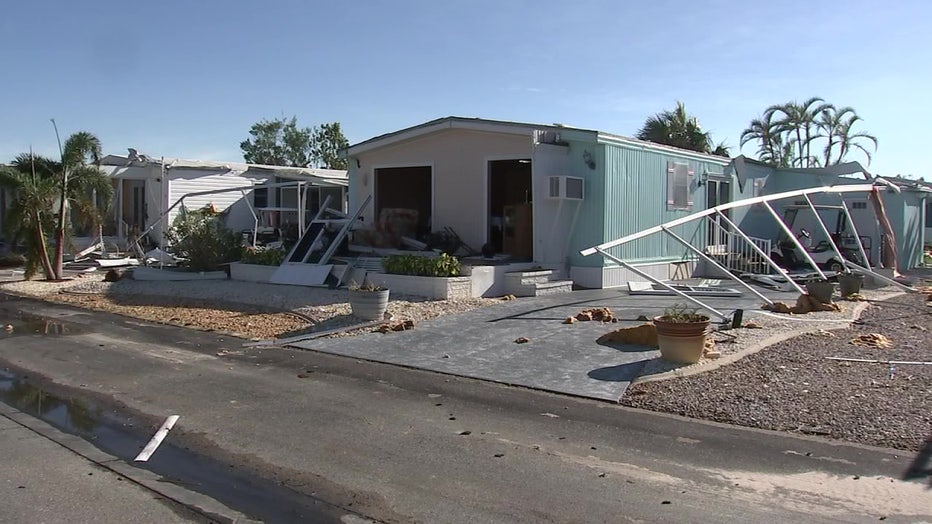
[352,129,533,251]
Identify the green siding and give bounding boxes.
[597,143,729,265]
[565,142,605,267]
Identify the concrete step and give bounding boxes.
[505,270,555,286]
[505,278,574,297]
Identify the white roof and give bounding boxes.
[99,154,348,186]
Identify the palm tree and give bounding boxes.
[740,108,785,163]
[0,153,58,279]
[1,131,112,280]
[636,101,715,154]
[51,131,109,279]
[817,106,855,165]
[770,97,831,167]
[834,113,878,166]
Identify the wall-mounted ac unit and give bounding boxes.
[547,176,584,200]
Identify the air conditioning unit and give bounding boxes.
[547,176,584,201]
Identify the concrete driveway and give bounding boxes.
[290,287,796,401]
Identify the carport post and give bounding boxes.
[803,195,847,272]
[714,210,807,294]
[763,201,828,280]
[594,248,729,322]
[660,226,774,305]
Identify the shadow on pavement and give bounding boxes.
[588,360,651,382]
[903,433,932,488]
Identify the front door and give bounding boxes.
[706,179,731,246]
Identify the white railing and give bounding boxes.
[705,217,772,275]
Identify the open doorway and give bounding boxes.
[375,166,432,238]
[706,178,730,246]
[488,159,532,259]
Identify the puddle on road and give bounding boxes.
[0,369,346,523]
[0,312,87,337]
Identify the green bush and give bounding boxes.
[165,206,243,272]
[240,246,285,266]
[382,253,460,277]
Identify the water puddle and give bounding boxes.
[0,369,347,523]
[0,312,86,337]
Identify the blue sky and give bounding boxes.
[1,1,928,176]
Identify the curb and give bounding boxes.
[0,402,258,524]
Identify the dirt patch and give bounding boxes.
[623,292,932,451]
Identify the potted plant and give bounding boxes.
[836,270,864,297]
[348,278,390,320]
[805,278,836,304]
[652,304,711,364]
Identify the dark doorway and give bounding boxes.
[706,178,731,246]
[375,166,432,237]
[488,159,532,259]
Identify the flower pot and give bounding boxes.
[349,289,390,320]
[655,333,707,364]
[652,315,711,364]
[837,273,864,297]
[805,280,835,304]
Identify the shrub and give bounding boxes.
[165,206,243,271]
[240,246,285,266]
[0,253,26,268]
[382,253,460,277]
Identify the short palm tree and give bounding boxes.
[0,153,59,279]
[636,101,714,154]
[740,108,786,165]
[834,113,878,165]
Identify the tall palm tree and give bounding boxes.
[740,108,785,163]
[0,153,58,279]
[636,101,714,154]
[51,131,108,279]
[835,113,878,166]
[816,106,856,165]
[770,97,831,167]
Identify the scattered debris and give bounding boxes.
[703,337,719,358]
[563,316,577,324]
[596,323,658,348]
[825,357,932,365]
[850,333,893,349]
[500,294,517,301]
[514,337,530,344]
[814,329,837,338]
[763,294,843,315]
[540,413,560,418]
[3,324,12,333]
[374,319,415,333]
[741,320,763,329]
[842,293,867,302]
[104,268,126,282]
[574,307,615,322]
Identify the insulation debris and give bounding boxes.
[849,333,893,349]
[762,294,843,314]
[574,307,616,322]
[596,323,658,348]
[375,319,415,333]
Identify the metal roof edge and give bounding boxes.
[597,133,731,165]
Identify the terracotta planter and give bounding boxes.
[652,315,711,364]
[349,289,390,320]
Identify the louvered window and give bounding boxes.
[666,161,694,210]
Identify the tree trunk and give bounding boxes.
[869,188,899,276]
[33,212,55,280]
[53,170,67,280]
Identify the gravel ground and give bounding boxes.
[623,292,932,451]
[0,272,497,340]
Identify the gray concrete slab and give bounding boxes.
[291,288,796,401]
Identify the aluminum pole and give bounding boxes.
[714,210,807,294]
[595,248,728,322]
[838,198,872,270]
[764,201,827,280]
[660,226,774,305]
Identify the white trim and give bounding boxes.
[371,162,435,231]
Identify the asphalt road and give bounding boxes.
[0,293,928,523]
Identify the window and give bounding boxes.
[852,201,868,210]
[253,187,269,208]
[666,161,694,210]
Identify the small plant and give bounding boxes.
[659,303,708,323]
[348,278,386,292]
[165,206,244,271]
[240,246,285,266]
[382,253,460,277]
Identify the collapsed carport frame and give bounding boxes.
[580,183,914,324]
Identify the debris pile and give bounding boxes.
[571,307,616,323]
[842,293,867,302]
[596,323,658,347]
[514,336,530,344]
[849,333,893,349]
[762,294,842,314]
[374,319,415,333]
